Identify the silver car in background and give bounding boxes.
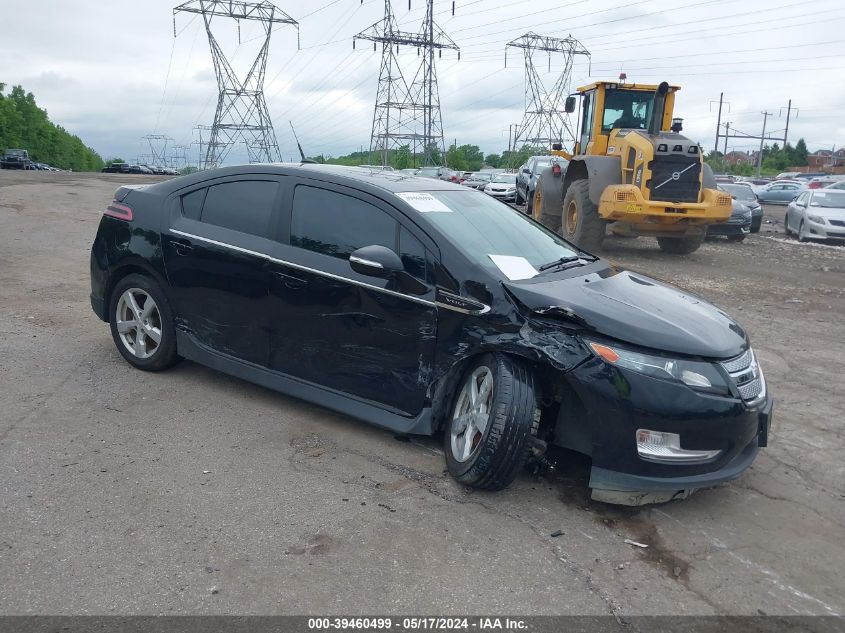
[484,173,518,202]
[785,189,845,242]
[461,172,494,190]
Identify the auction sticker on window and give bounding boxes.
[488,255,539,281]
[396,191,452,213]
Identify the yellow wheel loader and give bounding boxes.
[533,80,732,254]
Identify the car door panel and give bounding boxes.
[162,176,286,367]
[267,182,437,416]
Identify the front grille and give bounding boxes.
[615,190,637,202]
[829,219,845,227]
[721,348,765,404]
[647,155,701,204]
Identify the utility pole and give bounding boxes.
[757,111,771,177]
[781,99,798,147]
[355,0,459,167]
[723,122,730,156]
[174,1,299,168]
[506,33,590,153]
[714,92,723,154]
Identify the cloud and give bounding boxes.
[1,0,842,163]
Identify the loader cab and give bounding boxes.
[572,82,679,156]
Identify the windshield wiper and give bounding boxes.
[538,251,599,273]
[538,256,582,271]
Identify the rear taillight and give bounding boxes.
[808,182,821,189]
[104,201,133,221]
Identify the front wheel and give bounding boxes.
[444,354,538,491]
[656,234,705,254]
[562,180,605,251]
[109,274,179,371]
[783,213,792,235]
[727,234,747,242]
[515,187,525,206]
[798,220,810,243]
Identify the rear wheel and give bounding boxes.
[727,234,747,242]
[562,179,605,251]
[657,234,705,254]
[109,274,179,371]
[784,213,792,235]
[444,354,538,491]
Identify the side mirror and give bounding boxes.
[349,245,404,278]
[522,167,531,174]
[564,96,576,113]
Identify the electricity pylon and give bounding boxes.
[141,134,174,168]
[174,1,299,168]
[354,0,459,166]
[506,32,590,152]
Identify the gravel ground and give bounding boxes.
[0,171,843,616]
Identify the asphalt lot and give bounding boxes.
[0,171,843,616]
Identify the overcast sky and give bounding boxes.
[1,0,844,165]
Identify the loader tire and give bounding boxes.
[562,179,605,251]
[657,234,705,254]
[536,172,564,229]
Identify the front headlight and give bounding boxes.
[807,214,826,224]
[586,339,731,396]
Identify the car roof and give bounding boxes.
[145,163,467,196]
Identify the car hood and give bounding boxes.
[504,268,747,359]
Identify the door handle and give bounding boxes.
[272,270,308,289]
[170,238,194,255]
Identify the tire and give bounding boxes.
[798,220,809,243]
[537,172,564,231]
[108,274,179,372]
[784,213,792,235]
[727,234,747,242]
[444,353,538,491]
[515,187,525,206]
[561,179,605,251]
[526,190,535,216]
[657,234,705,254]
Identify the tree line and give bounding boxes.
[0,84,104,171]
[705,139,810,176]
[308,143,547,172]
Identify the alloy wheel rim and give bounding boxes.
[566,200,578,235]
[450,366,494,463]
[116,289,162,359]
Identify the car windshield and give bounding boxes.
[491,174,516,184]
[418,168,439,176]
[810,191,845,208]
[414,190,578,278]
[602,89,655,132]
[721,184,756,201]
[533,161,551,172]
[471,173,492,181]
[826,181,845,190]
[6,150,26,157]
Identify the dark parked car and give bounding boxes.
[90,164,772,504]
[516,155,555,211]
[1,149,31,170]
[707,198,752,241]
[719,183,763,232]
[102,162,132,174]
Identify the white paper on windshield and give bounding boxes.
[488,255,539,281]
[395,191,452,213]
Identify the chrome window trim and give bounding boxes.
[170,229,448,310]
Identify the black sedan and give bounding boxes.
[90,164,772,504]
[707,198,752,242]
[720,183,763,232]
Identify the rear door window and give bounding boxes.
[181,188,206,221]
[290,185,397,259]
[200,180,279,237]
